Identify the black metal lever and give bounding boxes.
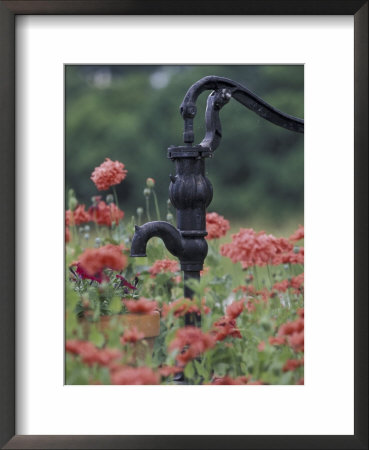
[180,75,304,152]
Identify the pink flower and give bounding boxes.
[78,244,127,279]
[73,204,90,226]
[289,225,304,242]
[288,331,304,352]
[268,336,286,346]
[124,298,158,314]
[149,259,179,278]
[212,317,242,341]
[290,273,304,290]
[161,297,210,318]
[205,212,230,240]
[169,327,216,364]
[283,358,304,372]
[220,228,293,269]
[66,340,122,367]
[272,279,289,292]
[226,299,244,320]
[91,158,127,191]
[89,201,124,226]
[120,326,145,344]
[278,315,304,353]
[272,248,304,265]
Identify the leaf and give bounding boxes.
[213,363,228,377]
[109,296,122,314]
[89,325,105,348]
[184,362,195,379]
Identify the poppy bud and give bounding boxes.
[143,188,151,197]
[293,246,300,254]
[136,207,144,215]
[146,178,155,188]
[166,213,173,221]
[68,197,78,211]
[106,194,114,204]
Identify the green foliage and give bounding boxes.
[65,210,304,385]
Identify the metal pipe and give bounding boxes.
[131,76,304,324]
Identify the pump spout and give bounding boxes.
[130,221,184,259]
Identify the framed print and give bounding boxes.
[0,1,367,449]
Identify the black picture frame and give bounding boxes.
[0,1,367,449]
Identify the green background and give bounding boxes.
[65,65,304,232]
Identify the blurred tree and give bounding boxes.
[65,65,303,226]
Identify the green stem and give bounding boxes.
[112,186,119,210]
[254,266,260,290]
[145,195,151,221]
[266,264,273,289]
[152,189,161,221]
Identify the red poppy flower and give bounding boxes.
[226,299,244,320]
[268,336,286,346]
[278,315,304,353]
[272,248,304,266]
[120,326,145,344]
[66,340,122,367]
[272,279,289,292]
[162,297,210,318]
[66,340,96,356]
[289,225,304,242]
[205,212,230,240]
[78,244,127,279]
[124,298,158,314]
[149,259,179,278]
[283,358,304,372]
[212,317,242,341]
[82,348,122,367]
[220,228,293,269]
[288,331,304,352]
[169,327,216,364]
[290,273,304,290]
[89,201,124,227]
[73,204,90,226]
[91,158,127,191]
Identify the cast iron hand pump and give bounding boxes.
[131,76,304,325]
